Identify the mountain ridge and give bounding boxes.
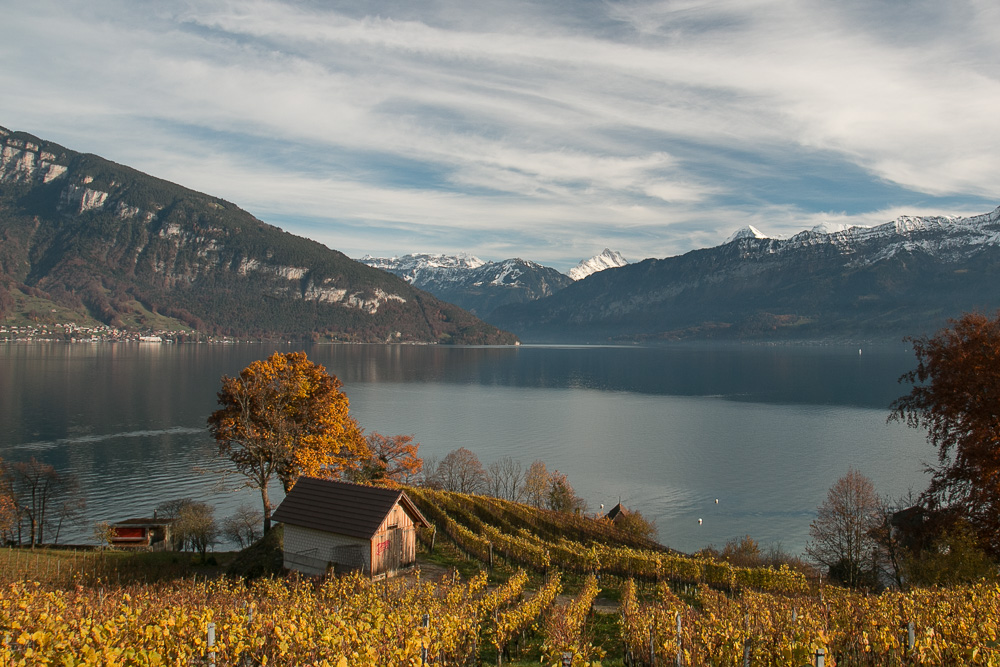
[357,253,572,318]
[491,205,1000,343]
[0,126,517,344]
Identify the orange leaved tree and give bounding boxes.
[890,311,1000,557]
[208,351,366,532]
[349,433,423,487]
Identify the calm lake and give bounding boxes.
[0,342,930,555]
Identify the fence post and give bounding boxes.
[421,613,430,665]
[742,638,751,667]
[907,622,915,652]
[815,647,825,667]
[207,622,216,667]
[675,611,682,667]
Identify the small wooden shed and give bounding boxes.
[110,516,175,550]
[271,477,430,579]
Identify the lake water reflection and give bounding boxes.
[0,342,929,554]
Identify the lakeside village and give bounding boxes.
[1,322,251,344]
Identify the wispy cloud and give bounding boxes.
[2,0,997,270]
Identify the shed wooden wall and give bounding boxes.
[371,502,419,578]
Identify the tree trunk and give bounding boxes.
[262,486,272,533]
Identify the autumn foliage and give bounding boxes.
[208,352,367,530]
[890,311,1000,556]
[351,432,423,486]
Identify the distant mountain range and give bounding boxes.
[4,124,995,346]
[491,206,1000,342]
[0,126,516,344]
[357,250,628,318]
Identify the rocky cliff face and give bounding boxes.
[0,131,409,314]
[0,126,516,344]
[0,135,68,185]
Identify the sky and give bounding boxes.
[2,1,998,272]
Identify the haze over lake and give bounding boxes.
[1,342,928,554]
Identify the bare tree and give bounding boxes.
[49,487,85,546]
[435,447,487,494]
[222,504,263,549]
[8,458,79,547]
[156,498,191,522]
[806,468,885,587]
[0,459,17,544]
[418,454,441,489]
[523,460,550,508]
[178,501,218,559]
[158,498,218,557]
[486,456,524,501]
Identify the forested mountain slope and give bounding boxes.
[0,126,516,343]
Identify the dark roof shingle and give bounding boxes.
[605,502,626,521]
[271,477,429,539]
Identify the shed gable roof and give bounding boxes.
[271,477,429,539]
[605,502,626,521]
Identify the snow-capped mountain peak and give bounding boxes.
[568,249,629,281]
[724,225,769,244]
[722,205,1000,268]
[356,252,573,317]
[358,252,485,278]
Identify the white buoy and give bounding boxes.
[698,518,703,525]
[715,498,719,504]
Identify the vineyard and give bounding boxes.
[2,563,1000,665]
[406,487,809,596]
[1,488,999,665]
[620,579,1000,666]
